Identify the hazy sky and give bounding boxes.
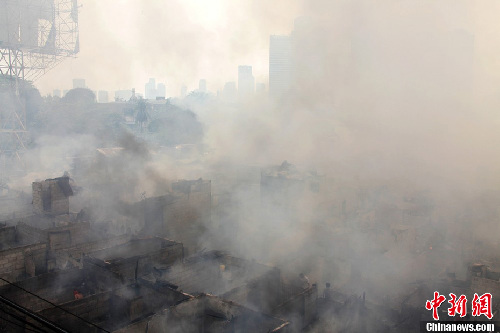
[36,0,301,96]
[33,0,500,101]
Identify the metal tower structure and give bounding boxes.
[0,0,79,177]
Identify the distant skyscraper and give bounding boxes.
[157,83,166,98]
[238,65,255,97]
[199,79,207,93]
[269,35,292,98]
[145,78,157,100]
[98,91,109,103]
[53,89,61,98]
[222,82,237,103]
[73,79,86,89]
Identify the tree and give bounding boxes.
[62,88,96,104]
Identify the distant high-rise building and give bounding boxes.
[157,83,166,98]
[238,65,255,97]
[269,35,292,98]
[73,79,86,89]
[53,89,61,98]
[199,79,207,93]
[181,85,187,98]
[222,82,237,103]
[98,90,109,103]
[145,78,157,100]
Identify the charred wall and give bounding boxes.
[0,242,47,284]
[32,177,73,216]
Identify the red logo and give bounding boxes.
[425,292,494,320]
[448,293,467,318]
[472,293,493,319]
[426,291,446,320]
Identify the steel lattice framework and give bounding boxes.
[0,0,79,176]
[0,78,27,173]
[0,0,79,81]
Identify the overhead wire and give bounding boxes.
[0,277,110,332]
[0,314,47,333]
[0,304,49,333]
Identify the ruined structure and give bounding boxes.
[0,173,324,332]
[2,167,499,332]
[32,176,73,216]
[84,237,184,284]
[0,224,47,282]
[116,294,290,333]
[470,264,500,310]
[0,267,192,332]
[154,251,281,311]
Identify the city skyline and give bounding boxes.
[238,65,255,97]
[35,0,301,96]
[32,1,499,101]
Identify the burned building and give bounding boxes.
[0,266,191,332]
[10,214,120,273]
[83,237,184,284]
[274,283,318,332]
[16,217,92,251]
[470,263,500,311]
[36,281,192,332]
[0,268,117,314]
[0,203,127,283]
[116,294,290,333]
[4,171,455,332]
[314,287,393,333]
[148,250,320,330]
[32,176,73,216]
[154,251,282,312]
[0,171,325,332]
[0,223,48,283]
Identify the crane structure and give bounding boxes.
[0,0,79,177]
